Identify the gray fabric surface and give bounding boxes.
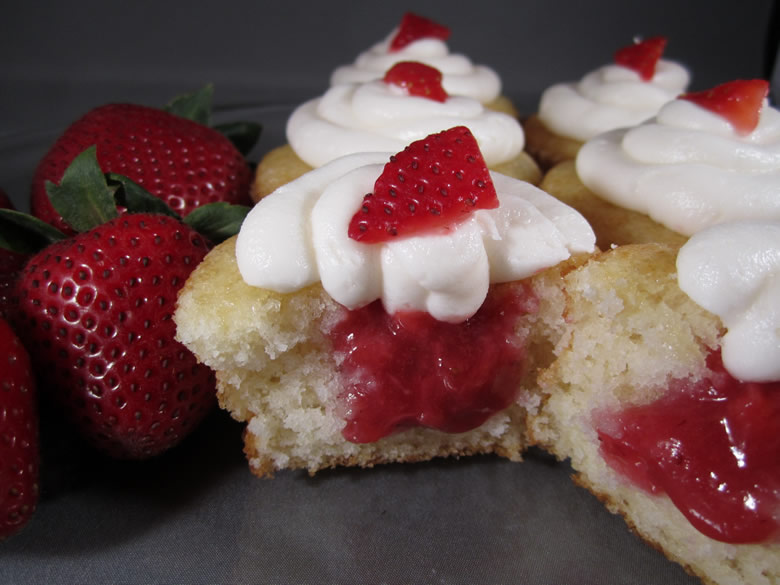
[1,411,701,585]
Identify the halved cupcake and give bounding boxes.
[175,126,595,475]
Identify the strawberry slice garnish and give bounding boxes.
[680,79,769,136]
[614,36,667,81]
[348,126,498,243]
[389,12,451,52]
[384,61,448,102]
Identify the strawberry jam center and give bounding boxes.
[597,352,780,544]
[326,283,538,443]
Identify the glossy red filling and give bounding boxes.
[597,351,780,544]
[326,283,538,444]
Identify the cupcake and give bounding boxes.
[540,79,779,249]
[524,36,690,170]
[175,126,595,475]
[253,60,540,201]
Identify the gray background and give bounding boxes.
[0,2,778,584]
[1,1,777,137]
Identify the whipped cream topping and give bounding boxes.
[676,221,780,383]
[286,80,525,169]
[236,152,595,323]
[538,60,690,142]
[576,97,780,236]
[330,33,502,104]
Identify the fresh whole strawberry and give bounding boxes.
[31,88,254,235]
[348,126,498,243]
[384,61,448,102]
[614,36,667,81]
[2,118,248,460]
[13,213,215,459]
[680,79,769,136]
[0,317,39,539]
[389,12,451,52]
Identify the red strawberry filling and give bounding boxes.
[384,61,448,102]
[326,282,539,443]
[680,79,769,136]
[597,351,780,544]
[613,36,667,81]
[389,12,451,52]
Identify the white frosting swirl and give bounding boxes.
[236,152,595,323]
[330,34,502,104]
[538,60,690,141]
[286,80,525,169]
[576,98,780,236]
[676,221,780,383]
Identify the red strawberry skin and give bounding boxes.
[0,317,39,540]
[390,12,451,52]
[384,61,448,102]
[0,190,28,322]
[0,249,27,322]
[30,104,253,234]
[348,126,498,243]
[13,213,216,459]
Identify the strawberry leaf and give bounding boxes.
[164,84,213,126]
[183,202,250,244]
[107,173,181,219]
[0,209,66,254]
[214,120,263,156]
[165,85,261,155]
[45,145,120,233]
